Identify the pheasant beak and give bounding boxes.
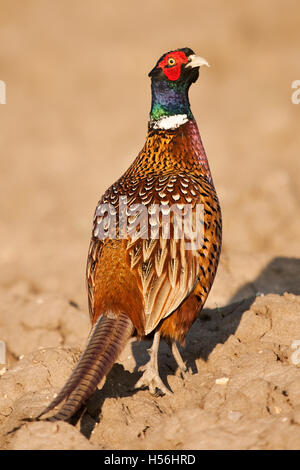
[186,55,210,69]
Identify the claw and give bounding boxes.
[135,331,172,395]
[135,365,172,395]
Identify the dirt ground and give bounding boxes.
[0,0,300,450]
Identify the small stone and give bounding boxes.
[215,377,229,385]
[228,410,243,422]
[280,417,289,422]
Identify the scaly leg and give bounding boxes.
[135,331,172,395]
[171,341,187,377]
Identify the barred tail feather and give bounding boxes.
[36,313,134,421]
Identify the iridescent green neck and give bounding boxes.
[150,80,193,121]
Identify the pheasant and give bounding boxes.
[37,47,222,421]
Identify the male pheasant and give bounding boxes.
[38,47,222,421]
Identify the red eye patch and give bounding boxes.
[158,51,188,81]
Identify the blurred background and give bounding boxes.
[0,0,299,310]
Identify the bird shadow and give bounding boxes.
[78,256,300,438]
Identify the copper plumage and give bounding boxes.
[37,48,222,421]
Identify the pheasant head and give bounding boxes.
[149,47,209,129]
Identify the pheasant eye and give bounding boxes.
[167,57,176,66]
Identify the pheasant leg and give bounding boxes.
[171,341,187,377]
[135,331,172,395]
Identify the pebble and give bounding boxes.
[215,377,229,385]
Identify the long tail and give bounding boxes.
[36,313,134,421]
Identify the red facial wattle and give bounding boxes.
[158,51,188,81]
[163,65,182,81]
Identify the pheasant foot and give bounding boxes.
[135,331,172,395]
